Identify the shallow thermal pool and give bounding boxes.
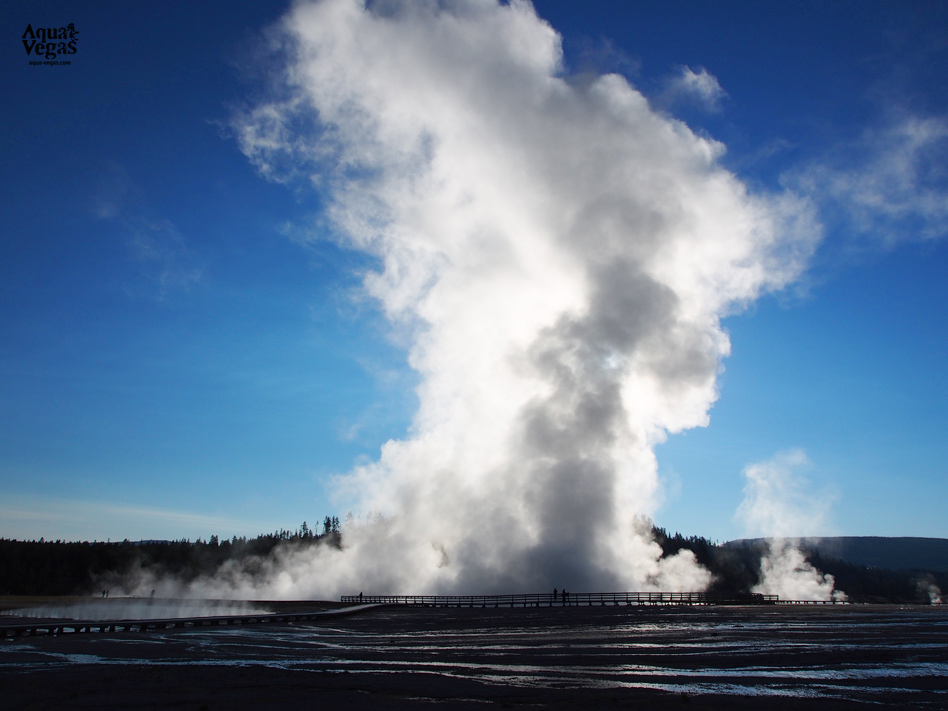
[2,603,947,706]
[0,597,269,621]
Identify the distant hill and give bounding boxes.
[725,537,948,573]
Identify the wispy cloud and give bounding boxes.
[91,165,202,298]
[790,114,948,246]
[657,66,728,114]
[568,35,641,79]
[92,163,135,220]
[128,217,202,297]
[0,495,272,542]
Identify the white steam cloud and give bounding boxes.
[216,0,822,597]
[736,450,845,601]
[918,580,942,605]
[659,66,728,113]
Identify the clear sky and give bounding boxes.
[2,0,946,545]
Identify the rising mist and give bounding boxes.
[180,0,823,598]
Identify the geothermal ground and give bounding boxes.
[1,601,947,709]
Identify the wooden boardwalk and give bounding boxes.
[0,605,374,639]
[2,593,853,638]
[340,591,779,607]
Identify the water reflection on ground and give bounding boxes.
[3,604,947,706]
[1,598,269,620]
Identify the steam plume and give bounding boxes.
[219,0,820,597]
[917,577,943,605]
[736,450,846,601]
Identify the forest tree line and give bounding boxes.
[652,527,944,604]
[1,522,944,602]
[0,517,341,597]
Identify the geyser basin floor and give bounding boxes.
[1,605,946,710]
[0,597,273,621]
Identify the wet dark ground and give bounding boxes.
[2,604,947,709]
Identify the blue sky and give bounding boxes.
[2,0,946,545]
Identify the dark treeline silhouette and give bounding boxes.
[1,523,945,601]
[653,527,759,596]
[652,527,945,604]
[0,519,341,596]
[726,536,948,573]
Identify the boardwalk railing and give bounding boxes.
[0,606,372,639]
[340,591,779,607]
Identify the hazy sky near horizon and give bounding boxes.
[2,0,947,544]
